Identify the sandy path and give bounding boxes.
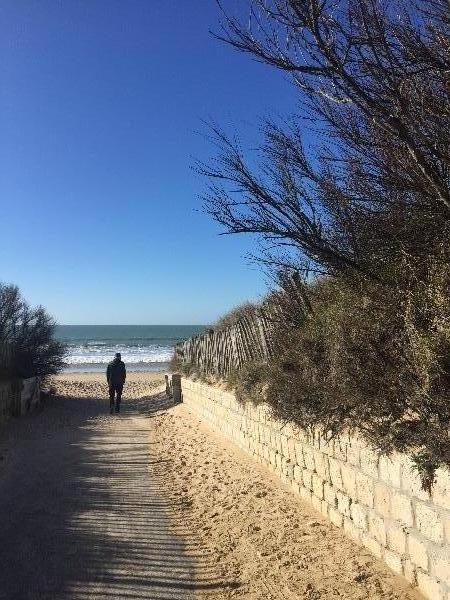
[0,374,424,599]
[151,399,424,600]
[0,374,226,600]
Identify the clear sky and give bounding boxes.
[0,1,297,325]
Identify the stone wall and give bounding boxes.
[180,377,450,600]
[0,377,41,424]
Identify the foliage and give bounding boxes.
[192,0,450,488]
[0,283,67,379]
[219,267,450,489]
[202,0,449,281]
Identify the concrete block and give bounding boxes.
[280,434,289,457]
[416,571,446,600]
[415,502,444,544]
[356,471,374,508]
[408,534,429,570]
[312,474,324,500]
[312,494,322,513]
[403,559,417,585]
[294,442,304,467]
[261,425,270,445]
[444,517,450,544]
[329,507,344,528]
[314,450,329,479]
[321,500,329,518]
[336,490,351,517]
[385,549,403,575]
[374,482,391,518]
[269,449,277,467]
[379,455,401,488]
[328,458,343,490]
[291,479,301,496]
[299,486,312,503]
[302,469,313,491]
[391,492,414,527]
[282,457,294,480]
[360,449,379,478]
[369,513,387,546]
[274,433,282,454]
[346,442,360,467]
[293,465,303,483]
[324,482,337,506]
[302,445,315,472]
[361,533,383,558]
[343,517,361,543]
[351,503,368,530]
[311,430,321,449]
[341,464,357,497]
[432,468,450,511]
[386,524,407,555]
[432,551,450,587]
[287,437,297,462]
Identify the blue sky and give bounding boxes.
[0,1,297,324]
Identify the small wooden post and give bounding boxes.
[171,373,182,403]
[165,374,172,397]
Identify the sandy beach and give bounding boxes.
[43,372,422,599]
[51,370,166,402]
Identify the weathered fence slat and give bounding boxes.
[175,307,281,377]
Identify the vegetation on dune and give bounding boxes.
[0,283,67,380]
[175,0,450,489]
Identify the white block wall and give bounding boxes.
[181,378,450,600]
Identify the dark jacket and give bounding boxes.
[107,358,126,386]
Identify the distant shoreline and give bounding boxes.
[62,361,169,374]
[56,324,203,375]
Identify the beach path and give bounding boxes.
[0,373,422,600]
[0,375,218,600]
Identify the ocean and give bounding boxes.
[55,325,205,373]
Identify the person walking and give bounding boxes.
[106,352,126,414]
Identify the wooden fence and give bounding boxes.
[0,377,41,424]
[175,309,280,377]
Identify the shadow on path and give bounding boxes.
[0,387,234,599]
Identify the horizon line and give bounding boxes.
[57,323,208,327]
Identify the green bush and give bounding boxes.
[0,283,67,380]
[230,260,449,491]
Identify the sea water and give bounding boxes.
[55,325,205,373]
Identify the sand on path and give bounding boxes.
[0,373,228,600]
[0,373,424,599]
[150,389,425,600]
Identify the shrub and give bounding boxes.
[0,283,67,380]
[229,263,450,491]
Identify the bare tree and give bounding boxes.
[197,0,450,488]
[200,0,449,282]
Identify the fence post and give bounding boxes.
[172,374,182,403]
[165,374,172,397]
